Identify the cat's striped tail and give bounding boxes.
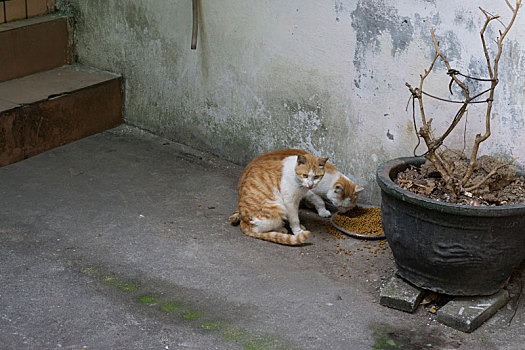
[239,220,310,246]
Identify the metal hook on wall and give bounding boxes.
[191,0,198,50]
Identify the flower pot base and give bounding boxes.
[377,157,525,296]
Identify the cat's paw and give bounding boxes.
[229,213,241,225]
[292,226,306,235]
[318,208,331,217]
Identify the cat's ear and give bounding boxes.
[297,154,307,165]
[318,157,329,168]
[355,185,364,193]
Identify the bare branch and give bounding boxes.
[418,53,439,128]
[428,30,472,157]
[462,0,521,186]
[406,2,521,199]
[494,1,521,70]
[505,0,516,11]
[464,157,519,192]
[420,90,490,104]
[405,48,439,142]
[479,8,498,79]
[405,93,413,112]
[479,7,491,19]
[481,8,506,28]
[430,29,469,94]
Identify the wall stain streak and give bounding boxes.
[350,0,414,69]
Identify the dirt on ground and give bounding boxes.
[395,149,525,206]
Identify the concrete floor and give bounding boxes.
[1,125,524,350]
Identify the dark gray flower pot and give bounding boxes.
[376,157,525,296]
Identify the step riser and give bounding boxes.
[0,16,73,83]
[0,78,123,166]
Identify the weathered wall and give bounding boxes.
[56,0,525,204]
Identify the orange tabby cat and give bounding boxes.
[231,149,363,219]
[303,157,364,216]
[230,150,328,245]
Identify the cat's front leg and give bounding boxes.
[285,203,308,235]
[304,191,331,217]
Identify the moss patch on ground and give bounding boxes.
[139,295,159,303]
[80,265,295,350]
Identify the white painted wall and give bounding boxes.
[57,0,525,204]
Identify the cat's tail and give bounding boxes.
[229,210,241,225]
[239,220,310,246]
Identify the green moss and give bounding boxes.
[100,275,138,292]
[82,267,97,276]
[183,310,201,320]
[119,283,139,292]
[374,337,403,349]
[373,337,403,349]
[161,302,181,312]
[372,325,404,349]
[201,322,222,330]
[101,275,119,286]
[222,327,247,341]
[80,266,295,349]
[242,335,293,350]
[139,295,159,303]
[242,340,266,350]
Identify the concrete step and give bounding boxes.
[0,14,73,83]
[1,0,55,24]
[0,64,123,166]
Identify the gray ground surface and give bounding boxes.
[1,125,524,350]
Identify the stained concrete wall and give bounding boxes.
[56,0,525,204]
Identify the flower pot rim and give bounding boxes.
[376,156,525,217]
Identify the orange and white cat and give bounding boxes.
[231,149,363,219]
[304,159,364,217]
[229,150,328,245]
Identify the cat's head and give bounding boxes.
[326,176,364,213]
[295,154,329,189]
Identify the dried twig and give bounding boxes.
[406,0,521,199]
[429,30,470,157]
[398,179,435,195]
[463,1,522,187]
[464,157,519,192]
[420,90,489,104]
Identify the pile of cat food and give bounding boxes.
[330,206,385,239]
